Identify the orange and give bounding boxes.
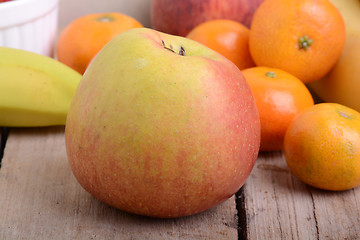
[57,13,143,74]
[249,0,346,83]
[283,103,360,191]
[186,19,255,70]
[242,67,314,151]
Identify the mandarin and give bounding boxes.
[57,13,143,74]
[284,103,360,191]
[242,67,314,151]
[249,0,346,83]
[186,19,255,70]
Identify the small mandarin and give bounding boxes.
[249,0,346,83]
[284,103,360,191]
[242,67,314,151]
[186,19,255,70]
[57,12,143,74]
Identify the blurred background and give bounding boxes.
[58,0,151,30]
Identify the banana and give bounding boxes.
[0,47,82,127]
[308,0,360,111]
[328,0,360,33]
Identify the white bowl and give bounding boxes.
[0,0,59,57]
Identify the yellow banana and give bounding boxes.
[308,0,360,111]
[0,47,82,127]
[328,0,360,33]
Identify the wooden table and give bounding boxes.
[0,127,359,239]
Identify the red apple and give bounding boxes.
[65,28,260,218]
[151,0,264,37]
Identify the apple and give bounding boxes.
[151,0,264,37]
[65,28,260,218]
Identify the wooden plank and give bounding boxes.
[0,127,238,239]
[310,186,360,239]
[244,151,360,239]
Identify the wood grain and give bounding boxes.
[2,127,360,239]
[244,151,360,239]
[0,127,238,239]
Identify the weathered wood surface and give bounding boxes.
[1,127,360,239]
[244,152,360,239]
[0,127,238,239]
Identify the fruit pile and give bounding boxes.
[148,0,360,193]
[1,0,359,218]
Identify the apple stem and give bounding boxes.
[179,46,186,56]
[298,35,313,50]
[161,40,186,56]
[161,40,175,53]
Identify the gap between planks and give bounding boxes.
[244,151,360,239]
[0,127,10,168]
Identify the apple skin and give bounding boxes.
[151,0,264,36]
[65,28,260,218]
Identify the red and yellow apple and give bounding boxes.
[151,0,264,36]
[65,28,260,218]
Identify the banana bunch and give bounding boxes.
[308,0,360,111]
[0,47,82,127]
